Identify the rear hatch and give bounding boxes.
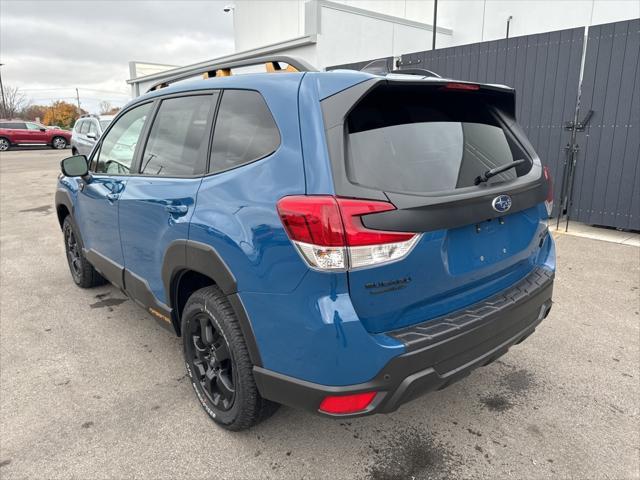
[321,78,551,333]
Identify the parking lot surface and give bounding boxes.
[1,149,639,479]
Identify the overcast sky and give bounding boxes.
[0,0,235,113]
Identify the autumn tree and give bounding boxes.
[1,85,29,119]
[21,104,49,122]
[42,101,85,129]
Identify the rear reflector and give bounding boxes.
[543,166,553,217]
[319,392,377,414]
[277,196,419,271]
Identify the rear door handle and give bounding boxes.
[165,204,189,215]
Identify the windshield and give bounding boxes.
[346,85,532,194]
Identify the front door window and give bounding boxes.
[94,103,151,175]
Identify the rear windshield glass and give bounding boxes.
[346,85,532,194]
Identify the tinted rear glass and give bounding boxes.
[346,85,531,194]
[1,122,25,129]
[209,90,280,174]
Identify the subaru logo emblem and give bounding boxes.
[492,195,512,213]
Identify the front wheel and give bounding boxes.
[182,286,278,431]
[62,216,106,288]
[0,137,10,151]
[51,136,67,149]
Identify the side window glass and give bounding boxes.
[26,123,41,130]
[209,90,280,173]
[95,103,151,175]
[140,94,216,176]
[88,122,97,134]
[74,120,83,132]
[80,121,89,134]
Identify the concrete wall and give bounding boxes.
[233,0,639,54]
[232,0,452,69]
[439,0,639,46]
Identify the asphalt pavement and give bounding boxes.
[1,149,638,479]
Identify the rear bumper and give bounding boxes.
[253,267,554,417]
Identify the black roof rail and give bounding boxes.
[147,55,318,93]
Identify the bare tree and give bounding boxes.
[1,85,29,119]
[98,100,113,115]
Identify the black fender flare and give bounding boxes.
[162,240,262,366]
[55,188,75,229]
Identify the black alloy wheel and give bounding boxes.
[187,313,236,411]
[64,220,82,281]
[181,286,279,430]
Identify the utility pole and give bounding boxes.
[75,88,81,116]
[432,0,438,50]
[0,64,6,119]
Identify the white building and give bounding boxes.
[128,0,639,96]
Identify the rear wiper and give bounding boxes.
[474,159,528,185]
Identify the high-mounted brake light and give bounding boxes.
[319,392,377,414]
[442,82,480,91]
[543,166,553,218]
[277,196,420,271]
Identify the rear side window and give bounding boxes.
[1,122,25,129]
[346,85,531,194]
[79,121,90,134]
[209,90,280,174]
[74,120,84,132]
[140,94,217,176]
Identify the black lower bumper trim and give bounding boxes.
[253,267,554,417]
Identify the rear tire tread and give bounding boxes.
[183,286,278,431]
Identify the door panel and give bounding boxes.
[74,176,126,286]
[25,123,48,143]
[119,177,202,303]
[73,103,154,285]
[119,93,217,305]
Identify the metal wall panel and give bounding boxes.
[573,19,640,230]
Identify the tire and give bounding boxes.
[62,216,106,288]
[51,136,67,149]
[182,286,279,431]
[0,137,10,151]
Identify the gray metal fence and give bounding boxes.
[572,19,640,230]
[328,19,640,231]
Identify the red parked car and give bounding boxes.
[0,121,71,151]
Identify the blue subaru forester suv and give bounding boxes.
[55,57,555,430]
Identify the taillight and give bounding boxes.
[442,82,480,91]
[319,391,377,414]
[543,166,553,218]
[277,196,419,271]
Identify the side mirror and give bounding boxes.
[40,128,46,132]
[86,132,97,140]
[61,155,89,178]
